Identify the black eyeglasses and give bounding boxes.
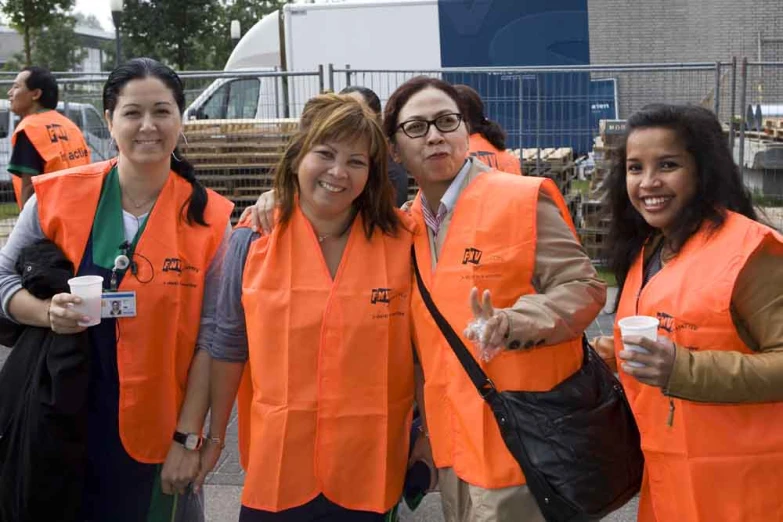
[396,113,463,139]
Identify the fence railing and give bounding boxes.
[0,61,781,254]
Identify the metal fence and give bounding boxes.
[334,63,721,151]
[0,62,781,255]
[736,60,783,233]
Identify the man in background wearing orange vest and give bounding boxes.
[7,66,91,208]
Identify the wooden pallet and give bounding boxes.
[518,147,574,165]
[181,118,299,222]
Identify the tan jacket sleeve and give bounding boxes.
[665,242,783,403]
[503,191,607,349]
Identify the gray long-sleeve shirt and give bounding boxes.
[207,227,257,362]
[0,194,231,351]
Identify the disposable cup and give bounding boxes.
[67,275,103,327]
[617,315,659,368]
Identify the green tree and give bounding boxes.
[3,14,86,72]
[74,12,106,30]
[32,16,87,71]
[1,0,75,66]
[116,0,290,71]
[212,0,290,69]
[120,0,224,70]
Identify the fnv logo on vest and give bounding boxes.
[371,288,391,304]
[162,257,200,274]
[163,258,182,273]
[462,247,483,265]
[658,312,675,333]
[45,123,70,143]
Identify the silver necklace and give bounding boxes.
[123,192,156,210]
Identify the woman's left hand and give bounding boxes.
[161,441,201,495]
[464,287,511,348]
[619,335,677,388]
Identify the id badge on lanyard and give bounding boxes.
[102,252,137,318]
[101,291,137,318]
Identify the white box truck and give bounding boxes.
[184,0,441,121]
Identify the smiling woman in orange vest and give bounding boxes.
[0,58,233,521]
[454,84,521,175]
[7,66,91,208]
[201,94,416,522]
[593,104,783,522]
[381,77,605,522]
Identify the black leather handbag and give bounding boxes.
[413,252,644,522]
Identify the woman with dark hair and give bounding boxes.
[454,84,521,175]
[341,85,410,206]
[201,93,417,521]
[382,76,604,522]
[593,103,783,522]
[0,57,234,520]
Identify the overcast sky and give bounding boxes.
[74,0,114,30]
[74,0,351,31]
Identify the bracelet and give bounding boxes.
[206,434,226,449]
[46,299,55,331]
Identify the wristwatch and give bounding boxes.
[173,431,203,451]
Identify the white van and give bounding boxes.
[184,0,442,121]
[0,100,112,182]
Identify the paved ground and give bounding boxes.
[0,288,637,521]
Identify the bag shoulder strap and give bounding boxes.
[412,247,496,397]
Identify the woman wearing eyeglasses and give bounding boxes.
[383,76,606,522]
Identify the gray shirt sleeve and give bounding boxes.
[0,194,45,321]
[195,222,232,352]
[207,227,257,362]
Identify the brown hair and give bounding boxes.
[274,93,401,238]
[383,76,467,143]
[454,84,507,150]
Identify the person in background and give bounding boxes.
[341,85,410,206]
[593,103,783,522]
[0,58,233,521]
[454,84,521,175]
[7,66,91,207]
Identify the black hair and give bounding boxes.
[339,86,382,116]
[22,66,58,110]
[454,84,506,150]
[383,76,468,142]
[102,57,208,226]
[606,103,759,299]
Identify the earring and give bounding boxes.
[172,150,182,162]
[179,130,189,147]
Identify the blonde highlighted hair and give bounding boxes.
[274,92,401,238]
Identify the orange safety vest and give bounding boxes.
[237,205,415,513]
[410,172,583,489]
[468,133,522,175]
[34,160,233,463]
[11,110,91,208]
[614,211,783,522]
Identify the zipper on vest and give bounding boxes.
[666,399,675,427]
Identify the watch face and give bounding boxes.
[185,433,200,451]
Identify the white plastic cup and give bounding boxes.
[617,315,659,368]
[67,275,103,327]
